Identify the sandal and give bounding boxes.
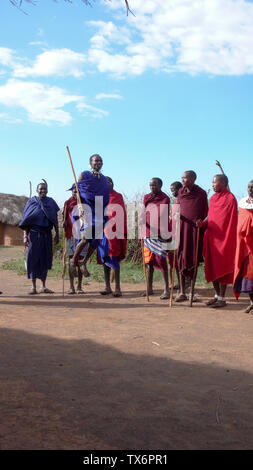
[175,293,187,302]
[211,300,227,308]
[244,304,253,314]
[76,289,85,295]
[29,288,38,295]
[160,292,170,300]
[38,287,54,294]
[206,297,217,306]
[113,291,122,298]
[100,289,112,295]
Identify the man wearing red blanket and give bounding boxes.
[98,177,127,297]
[200,174,238,308]
[176,171,208,302]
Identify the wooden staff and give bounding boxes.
[141,240,149,302]
[62,205,67,297]
[190,226,200,307]
[169,248,177,307]
[215,160,230,191]
[66,146,83,208]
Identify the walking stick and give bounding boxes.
[62,205,67,297]
[190,226,200,307]
[66,146,84,210]
[141,240,149,302]
[215,160,230,191]
[169,249,177,307]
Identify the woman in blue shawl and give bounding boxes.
[19,181,59,294]
[69,154,110,277]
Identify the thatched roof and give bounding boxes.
[0,193,28,226]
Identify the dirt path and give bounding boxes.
[0,247,253,450]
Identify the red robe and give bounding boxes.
[142,191,170,272]
[203,189,238,284]
[104,189,127,261]
[63,196,77,240]
[233,208,253,299]
[143,191,170,239]
[177,184,208,278]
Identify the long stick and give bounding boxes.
[66,146,83,207]
[190,226,200,307]
[169,249,177,307]
[215,160,230,191]
[141,240,149,302]
[62,204,67,298]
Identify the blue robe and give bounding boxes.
[78,171,110,259]
[19,196,59,280]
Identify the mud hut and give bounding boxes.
[0,193,28,246]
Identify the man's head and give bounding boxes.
[90,154,103,171]
[248,180,253,199]
[212,174,229,193]
[170,181,183,198]
[181,171,197,189]
[149,177,163,195]
[36,182,48,199]
[106,176,114,191]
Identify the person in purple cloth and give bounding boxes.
[19,181,59,295]
[69,154,110,278]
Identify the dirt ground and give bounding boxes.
[0,246,253,450]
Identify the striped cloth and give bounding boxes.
[143,238,169,258]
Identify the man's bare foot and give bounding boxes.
[100,288,112,295]
[113,290,122,297]
[141,290,154,297]
[29,287,38,295]
[160,291,170,300]
[77,288,85,294]
[78,261,90,278]
[245,304,253,314]
[38,287,54,294]
[67,288,76,294]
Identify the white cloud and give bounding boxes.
[0,79,83,125]
[87,0,253,77]
[13,49,86,78]
[95,93,122,100]
[0,79,109,125]
[0,47,16,67]
[77,102,109,118]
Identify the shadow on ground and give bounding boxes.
[0,326,253,450]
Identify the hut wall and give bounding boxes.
[0,222,4,245]
[2,224,23,246]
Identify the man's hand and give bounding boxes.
[54,234,59,245]
[196,219,204,228]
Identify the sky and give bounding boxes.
[0,0,253,207]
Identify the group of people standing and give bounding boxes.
[2,153,252,314]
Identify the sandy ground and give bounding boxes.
[0,246,253,450]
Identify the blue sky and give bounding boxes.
[0,0,252,207]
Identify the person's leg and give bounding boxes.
[245,293,253,313]
[206,280,220,305]
[160,270,170,299]
[76,268,85,293]
[68,256,76,294]
[175,273,187,301]
[100,265,112,295]
[113,268,122,297]
[211,283,228,308]
[141,262,154,296]
[29,279,37,295]
[39,273,54,294]
[78,244,96,278]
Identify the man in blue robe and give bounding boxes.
[19,182,59,294]
[70,154,110,277]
